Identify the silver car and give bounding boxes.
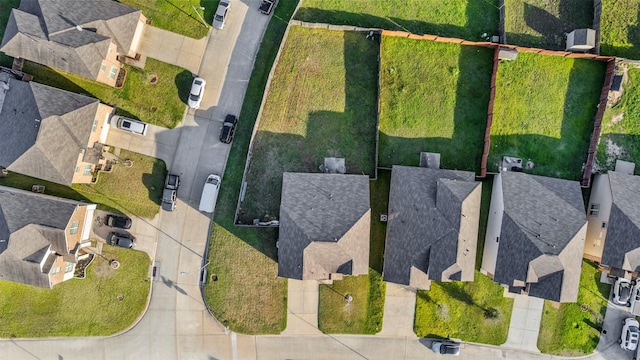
[112,115,148,136]
[213,1,230,30]
[431,340,461,356]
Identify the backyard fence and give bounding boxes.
[481,47,501,178]
[498,0,506,44]
[593,0,602,55]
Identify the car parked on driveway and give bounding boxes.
[620,317,640,351]
[614,278,634,306]
[105,214,132,229]
[165,173,180,190]
[112,115,148,135]
[219,114,238,144]
[188,77,206,109]
[108,232,136,248]
[431,340,461,356]
[162,173,180,211]
[213,1,230,29]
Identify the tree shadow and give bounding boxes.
[175,69,195,105]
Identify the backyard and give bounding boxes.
[537,261,610,355]
[0,0,20,68]
[600,0,640,59]
[504,0,594,50]
[239,25,378,222]
[0,245,151,337]
[295,0,499,41]
[119,0,215,39]
[0,150,166,219]
[414,271,513,344]
[489,52,606,180]
[378,36,493,171]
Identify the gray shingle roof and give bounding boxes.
[278,173,370,280]
[493,172,586,302]
[383,166,481,289]
[0,185,85,288]
[0,75,99,185]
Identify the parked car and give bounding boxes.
[631,285,640,316]
[107,232,136,248]
[105,214,132,229]
[199,174,221,213]
[162,188,177,211]
[213,1,230,29]
[188,77,206,109]
[112,115,148,135]
[165,173,181,190]
[620,317,640,351]
[431,340,461,356]
[219,114,238,144]
[614,278,634,306]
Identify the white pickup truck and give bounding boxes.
[199,174,221,213]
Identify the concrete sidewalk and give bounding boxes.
[378,282,417,337]
[502,294,543,352]
[282,279,322,335]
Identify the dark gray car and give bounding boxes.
[108,232,136,248]
[162,188,177,211]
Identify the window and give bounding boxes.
[108,66,118,79]
[51,267,60,275]
[69,222,79,235]
[83,164,92,176]
[589,203,600,216]
[92,118,98,132]
[100,64,106,72]
[75,166,79,173]
[65,262,74,273]
[602,222,608,228]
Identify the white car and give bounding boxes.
[112,115,148,136]
[213,1,230,29]
[620,317,640,351]
[188,77,206,109]
[614,278,634,306]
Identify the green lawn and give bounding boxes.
[0,150,165,219]
[0,245,150,337]
[490,53,606,179]
[203,0,300,334]
[537,261,610,355]
[0,0,21,68]
[504,0,594,50]
[378,36,493,171]
[414,271,513,344]
[295,0,499,41]
[23,58,192,128]
[597,67,640,174]
[600,0,640,59]
[119,0,216,39]
[240,26,378,222]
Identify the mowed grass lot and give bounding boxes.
[600,0,640,59]
[490,53,605,179]
[378,36,493,171]
[504,0,594,50]
[240,26,378,221]
[0,150,166,219]
[414,271,513,344]
[23,59,192,129]
[537,261,610,355]
[0,245,150,337]
[597,67,640,174]
[295,0,499,41]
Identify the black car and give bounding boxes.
[219,114,238,144]
[107,232,136,248]
[105,214,132,229]
[165,173,180,190]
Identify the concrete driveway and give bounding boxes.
[91,210,160,258]
[502,294,543,352]
[379,282,417,337]
[105,122,181,166]
[595,285,638,360]
[138,26,208,74]
[282,279,322,335]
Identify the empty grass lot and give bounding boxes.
[504,0,594,50]
[203,0,300,334]
[600,0,640,59]
[23,59,192,129]
[0,245,150,337]
[295,0,499,41]
[537,261,610,355]
[378,36,493,171]
[489,53,606,179]
[239,26,378,222]
[0,150,166,219]
[414,271,513,344]
[597,67,640,174]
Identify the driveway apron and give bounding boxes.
[138,26,208,74]
[378,282,417,337]
[502,294,543,352]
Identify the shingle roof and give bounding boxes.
[278,173,370,280]
[0,75,100,185]
[493,172,586,302]
[383,166,481,289]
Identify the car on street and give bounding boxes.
[199,174,221,213]
[112,115,148,135]
[213,1,230,29]
[219,114,238,143]
[431,340,461,356]
[188,77,206,109]
[107,232,136,248]
[614,278,634,306]
[620,317,640,351]
[105,214,132,229]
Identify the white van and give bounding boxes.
[199,174,221,213]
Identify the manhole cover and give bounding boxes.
[149,73,158,84]
[123,160,133,167]
[117,294,124,301]
[110,260,120,269]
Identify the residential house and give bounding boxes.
[0,185,96,288]
[278,173,370,281]
[0,71,113,185]
[1,0,147,87]
[383,166,481,290]
[481,171,587,303]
